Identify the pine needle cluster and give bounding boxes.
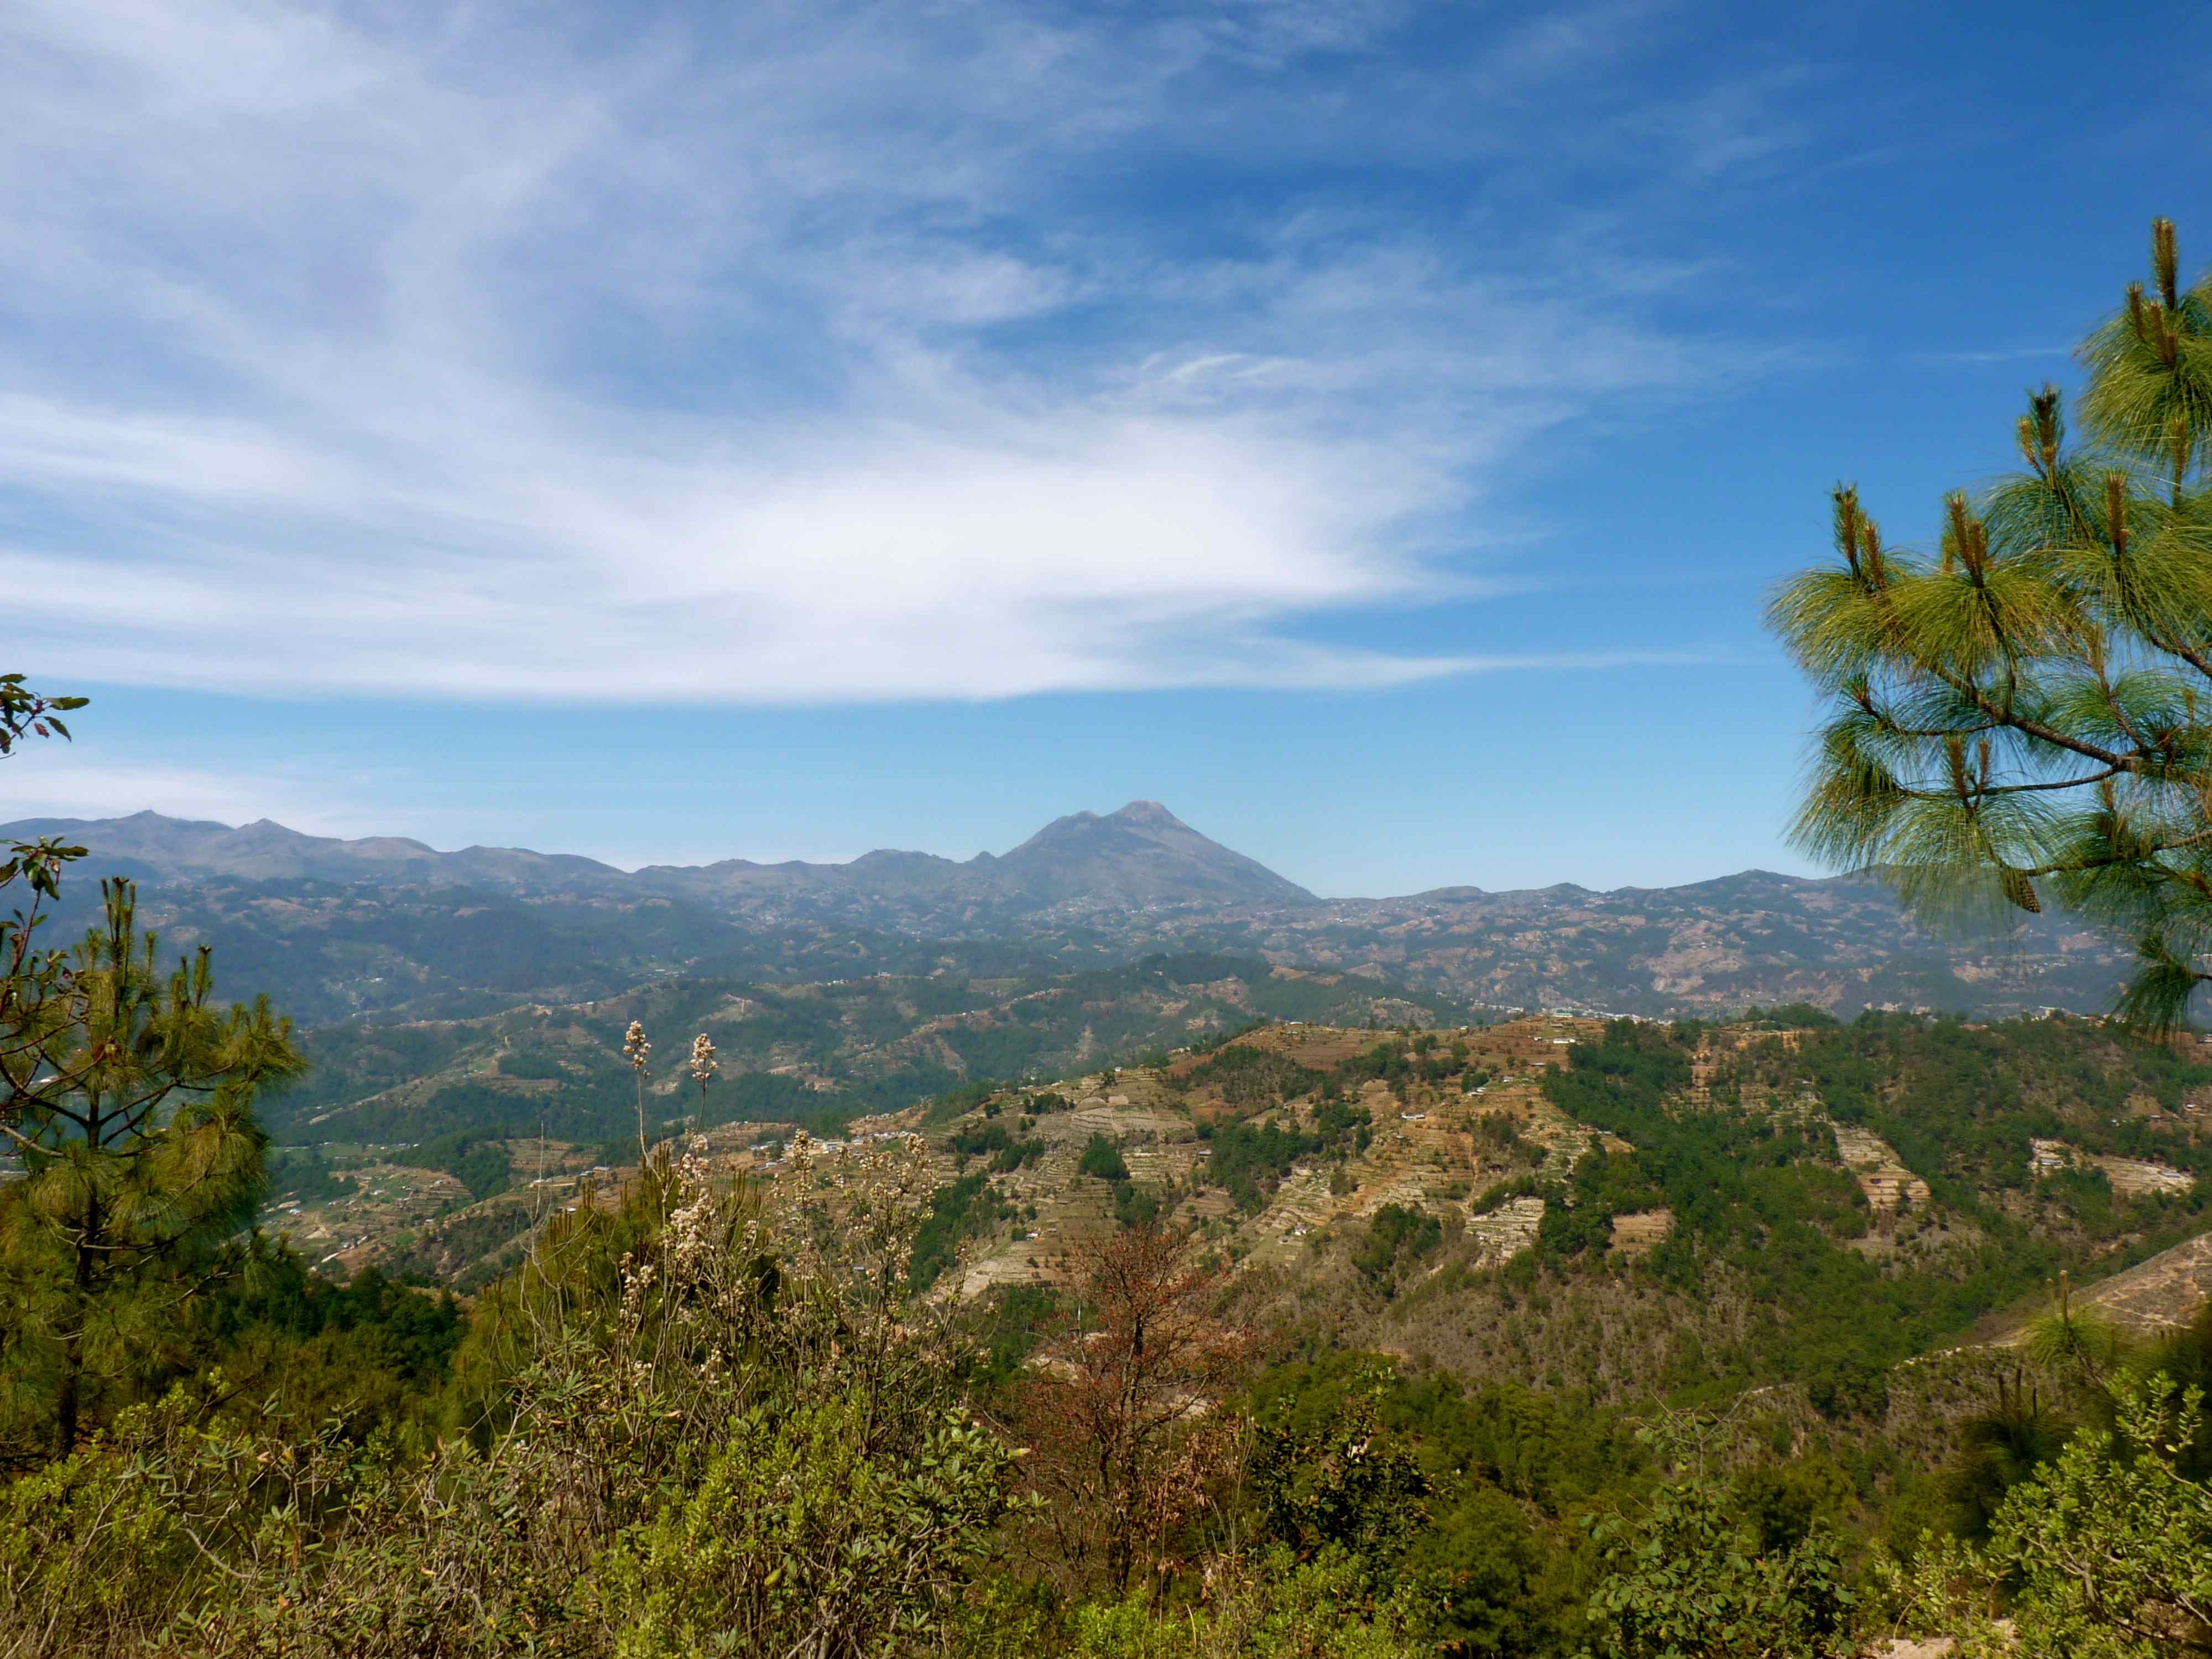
[1770,218,2212,1029]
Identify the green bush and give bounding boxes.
[1079,1135,1131,1183]
[594,1395,1012,1657]
[1060,1546,1425,1658]
[1207,1120,1314,1211]
[1584,1420,1855,1659]
[1353,1204,1442,1290]
[1,1139,1021,1657]
[1878,1374,2212,1659]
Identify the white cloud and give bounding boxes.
[1901,346,2070,366]
[0,0,1802,705]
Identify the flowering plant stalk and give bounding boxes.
[622,1019,650,1166]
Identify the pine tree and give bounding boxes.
[1771,218,2212,1029]
[2,675,91,1100]
[1,688,304,1456]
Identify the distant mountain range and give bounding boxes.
[8,800,1311,920]
[3,804,2142,1026]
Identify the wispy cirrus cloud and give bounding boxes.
[0,0,1808,705]
[1900,346,2072,367]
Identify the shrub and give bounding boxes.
[1352,1204,1442,1290]
[1079,1135,1131,1183]
[1584,1418,1855,1659]
[0,1136,1022,1657]
[1207,1120,1314,1211]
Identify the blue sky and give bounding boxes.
[3,0,2207,896]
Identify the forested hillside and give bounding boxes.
[269,951,1455,1140]
[916,1011,2212,1398]
[9,1000,2210,1657]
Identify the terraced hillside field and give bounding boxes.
[270,1006,2212,1413]
[260,951,1462,1144]
[891,1011,2212,1408]
[249,952,1465,1283]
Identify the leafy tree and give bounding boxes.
[1240,1382,1556,1656]
[1251,1380,1430,1566]
[1803,1355,1888,1424]
[1207,1118,1317,1211]
[1583,1417,1855,1659]
[1018,1224,1254,1593]
[950,1121,1016,1162]
[1885,1374,2211,1659]
[1,677,90,1167]
[1989,1374,2212,1658]
[0,881,302,1454]
[187,1254,466,1441]
[1078,1133,1131,1183]
[1771,218,2212,1029]
[1352,1203,1442,1291]
[1399,1485,1557,1659]
[1109,1177,1159,1230]
[1242,1354,1631,1656]
[1178,1043,1328,1108]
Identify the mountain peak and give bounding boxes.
[1109,799,1183,828]
[997,801,1314,908]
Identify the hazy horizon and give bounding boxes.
[2,799,1852,901]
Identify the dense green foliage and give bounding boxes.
[911,1171,1018,1291]
[1241,1353,1633,1655]
[1196,1081,1371,1211]
[1583,1421,1855,1659]
[1079,1133,1131,1183]
[1180,1044,1328,1108]
[1792,1011,2212,1191]
[3,1142,1022,1656]
[390,1128,513,1200]
[1,881,305,1458]
[264,1143,348,1206]
[1204,1119,1314,1210]
[1352,1203,1443,1290]
[1530,1018,2210,1397]
[1880,1368,2212,1658]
